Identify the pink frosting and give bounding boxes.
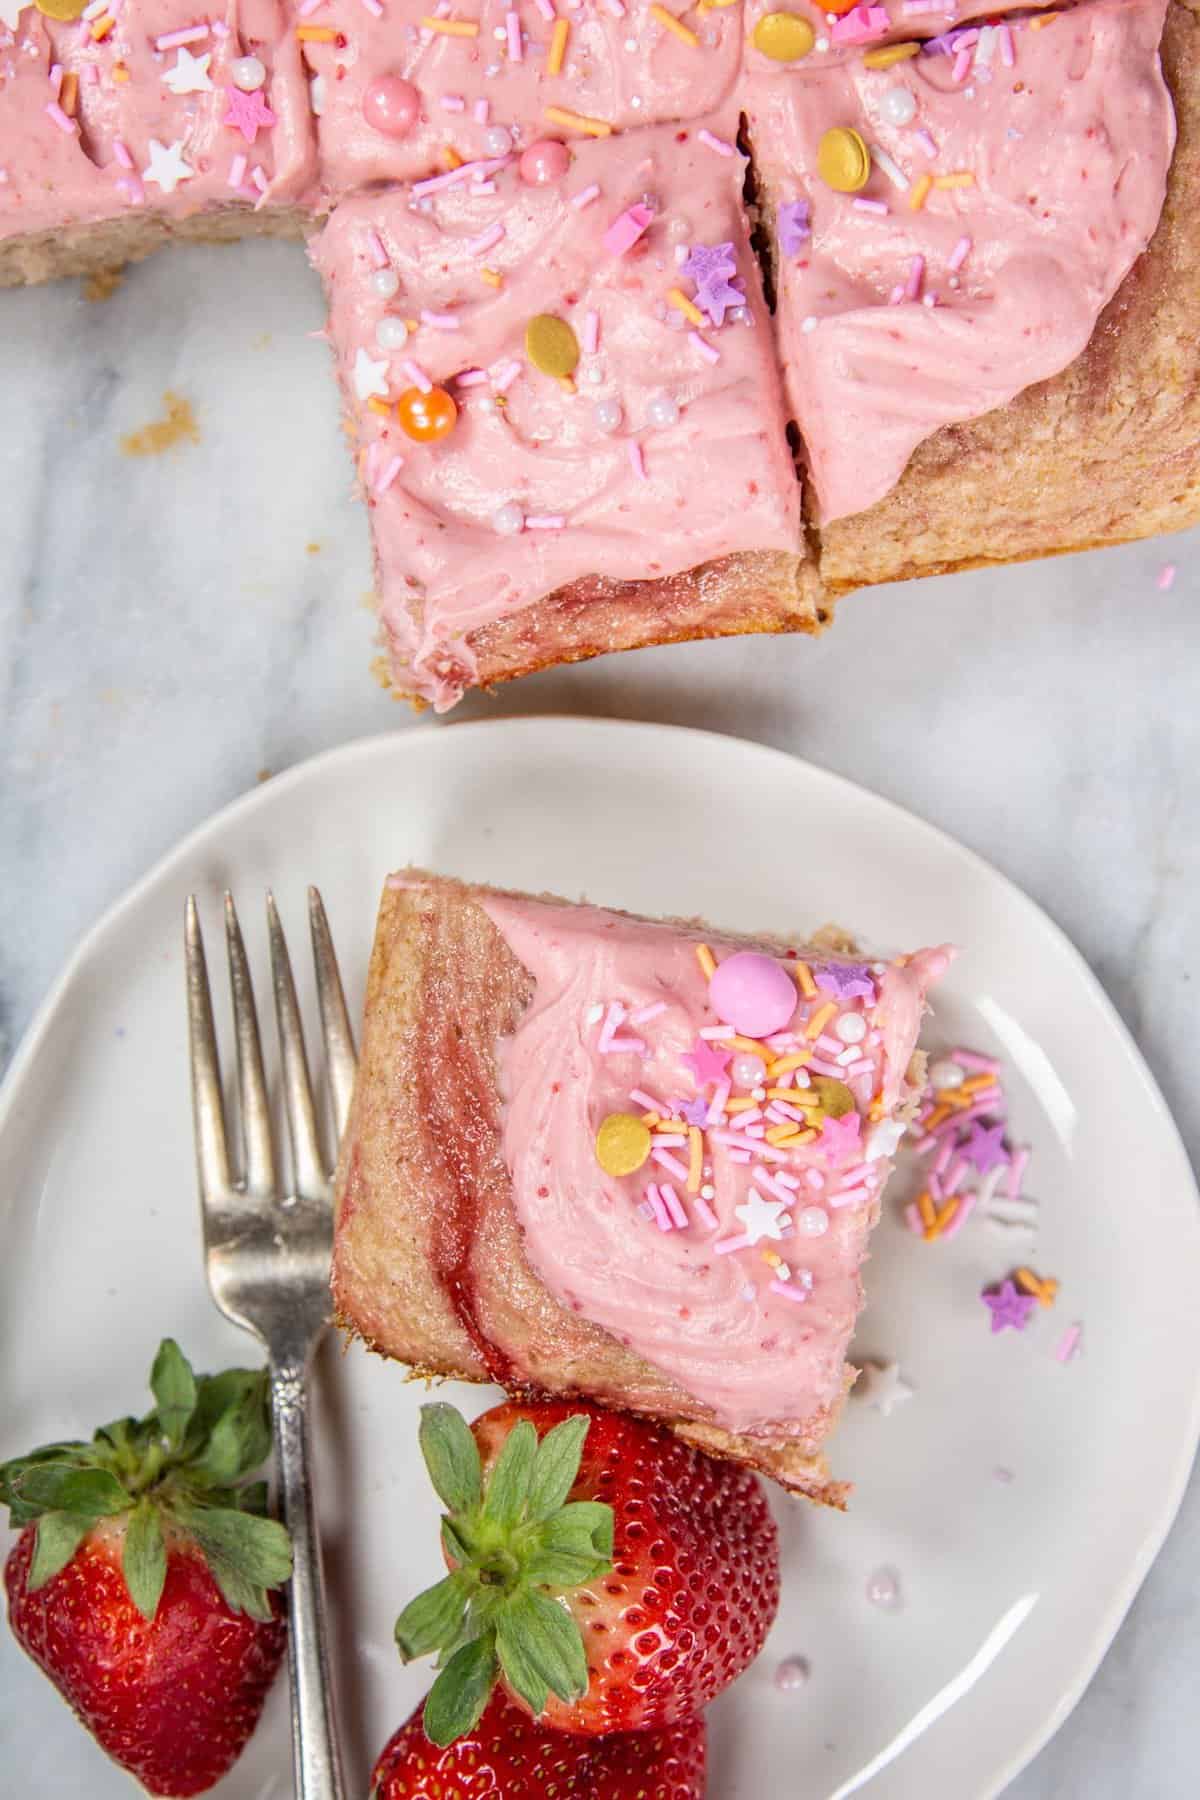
[482,893,951,1437]
[310,113,801,711]
[744,0,1175,521]
[0,0,316,237]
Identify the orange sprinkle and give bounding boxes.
[90,14,114,39]
[923,1104,951,1132]
[916,1190,936,1229]
[1029,9,1059,25]
[958,1072,998,1096]
[804,1001,837,1041]
[767,1052,810,1079]
[440,145,464,171]
[924,1197,959,1242]
[59,72,78,117]
[909,173,932,212]
[728,1035,772,1060]
[366,396,393,417]
[765,1125,799,1147]
[296,23,337,40]
[640,1111,660,1127]
[480,268,503,288]
[868,1095,886,1122]
[650,3,699,45]
[545,105,613,137]
[695,943,717,979]
[793,960,817,999]
[688,1127,703,1194]
[420,15,480,35]
[668,288,705,327]
[762,1249,784,1269]
[725,1097,758,1114]
[547,16,570,75]
[1015,1268,1059,1306]
[111,60,130,81]
[934,172,976,190]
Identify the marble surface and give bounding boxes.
[0,234,1197,1800]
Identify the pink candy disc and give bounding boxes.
[363,76,421,140]
[709,952,797,1038]
[519,138,570,185]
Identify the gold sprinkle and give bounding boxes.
[596,1112,653,1177]
[752,11,815,63]
[909,173,932,212]
[111,59,130,81]
[525,313,580,378]
[695,943,717,979]
[420,15,480,35]
[545,105,613,138]
[668,287,705,327]
[547,16,570,76]
[862,40,919,69]
[480,268,503,288]
[650,3,699,46]
[934,172,976,190]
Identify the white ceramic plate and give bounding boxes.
[2,718,1197,1800]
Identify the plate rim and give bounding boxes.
[2,713,1198,1799]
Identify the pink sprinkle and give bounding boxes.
[948,235,972,272]
[952,46,972,82]
[84,63,99,85]
[943,1157,968,1196]
[492,359,523,393]
[652,1135,688,1148]
[506,9,522,61]
[299,0,323,13]
[156,24,208,49]
[628,441,647,482]
[914,129,938,158]
[647,1186,674,1232]
[412,166,474,199]
[473,181,497,195]
[603,202,654,257]
[853,197,889,216]
[728,1150,752,1164]
[251,166,269,195]
[688,331,720,365]
[581,310,600,354]
[806,1057,845,1078]
[660,1184,689,1229]
[441,94,467,113]
[754,1169,796,1206]
[939,1191,975,1240]
[535,0,556,16]
[45,102,76,135]
[629,1088,663,1113]
[466,222,505,256]
[571,183,601,210]
[82,0,107,15]
[49,63,64,96]
[714,1233,754,1256]
[474,97,490,124]
[692,1194,719,1231]
[652,1147,690,1183]
[374,454,405,496]
[113,139,134,171]
[362,0,384,13]
[597,1002,629,1050]
[998,23,1015,67]
[455,368,489,387]
[1157,562,1177,592]
[365,228,390,269]
[602,0,625,15]
[712,1129,787,1164]
[1055,1323,1082,1364]
[227,152,248,189]
[769,1279,810,1304]
[630,1001,666,1025]
[1005,1146,1029,1201]
[525,514,566,530]
[928,1170,944,1203]
[738,1108,765,1129]
[774,1171,802,1191]
[705,1079,731,1126]
[698,129,734,158]
[842,1058,873,1077]
[115,177,145,206]
[827,1184,869,1211]
[605,1036,647,1054]
[888,285,905,307]
[957,1096,1004,1127]
[953,1049,1002,1074]
[905,255,925,302]
[421,309,461,330]
[699,1025,735,1040]
[400,359,433,394]
[904,1202,924,1235]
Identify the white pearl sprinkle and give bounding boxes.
[797,1206,829,1238]
[835,1013,866,1045]
[483,125,512,156]
[647,391,679,429]
[492,501,525,535]
[370,269,400,299]
[232,55,266,92]
[375,316,409,350]
[700,1183,715,1201]
[880,85,916,127]
[593,398,623,434]
[309,74,326,117]
[929,1059,965,1090]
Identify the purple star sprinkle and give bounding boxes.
[674,1095,710,1128]
[982,1279,1037,1334]
[962,1122,1010,1176]
[813,962,876,1001]
[681,240,745,327]
[777,200,811,258]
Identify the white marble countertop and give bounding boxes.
[1,235,1197,1799]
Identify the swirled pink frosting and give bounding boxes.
[482,893,951,1437]
[744,0,1175,521]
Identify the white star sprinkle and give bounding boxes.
[856,1361,914,1418]
[162,46,213,97]
[734,1188,790,1246]
[864,1118,906,1162]
[0,0,29,29]
[143,139,194,197]
[353,347,389,401]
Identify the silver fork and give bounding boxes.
[185,888,355,1800]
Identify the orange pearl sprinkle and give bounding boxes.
[396,385,458,444]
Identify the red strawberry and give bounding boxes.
[371,1689,707,1800]
[1,1340,291,1797]
[394,1399,779,1745]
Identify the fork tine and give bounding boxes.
[266,891,325,1195]
[185,897,232,1200]
[308,886,357,1142]
[224,893,277,1197]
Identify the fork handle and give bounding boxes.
[271,1360,347,1800]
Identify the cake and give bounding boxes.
[1,1,1195,701]
[331,871,951,1503]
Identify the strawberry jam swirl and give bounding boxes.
[483,895,950,1438]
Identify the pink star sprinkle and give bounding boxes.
[819,1111,862,1160]
[223,84,276,144]
[680,1037,732,1088]
[982,1279,1037,1334]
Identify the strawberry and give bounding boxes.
[371,1689,707,1800]
[394,1399,779,1745]
[1,1339,291,1797]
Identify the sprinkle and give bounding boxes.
[156,24,208,49]
[545,106,613,137]
[905,255,925,302]
[90,14,115,38]
[649,2,698,43]
[767,1053,809,1079]
[441,94,467,112]
[692,1193,719,1231]
[1014,1267,1059,1308]
[474,97,490,123]
[400,359,433,393]
[714,1232,755,1256]
[420,16,481,35]
[909,174,932,211]
[1158,562,1177,592]
[362,0,384,14]
[534,0,555,16]
[374,454,405,495]
[827,1184,869,1211]
[660,1183,689,1229]
[769,1279,811,1304]
[365,228,390,269]
[1055,1323,1082,1364]
[295,24,337,40]
[689,331,720,364]
[869,145,909,192]
[998,23,1015,66]
[947,235,972,272]
[646,1185,674,1232]
[603,203,654,257]
[804,1002,837,1042]
[951,46,972,82]
[548,15,569,73]
[792,962,817,999]
[421,309,461,330]
[698,128,735,157]
[466,222,505,256]
[629,1088,663,1113]
[953,1049,1002,1074]
[59,72,78,117]
[630,1001,666,1026]
[366,396,393,417]
[570,183,602,209]
[113,139,134,170]
[227,151,248,188]
[492,358,523,393]
[506,9,522,59]
[688,1127,703,1193]
[45,102,77,135]
[441,146,465,171]
[705,1078,731,1126]
[628,440,647,481]
[652,1147,690,1182]
[1030,9,1059,27]
[853,197,889,216]
[939,1191,975,1240]
[712,1129,788,1164]
[935,172,976,190]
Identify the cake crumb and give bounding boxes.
[120,392,199,457]
[83,267,124,304]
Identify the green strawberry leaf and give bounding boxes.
[202,1554,275,1623]
[526,1415,590,1522]
[173,1505,293,1592]
[480,1420,537,1530]
[494,1609,549,1718]
[123,1502,167,1621]
[418,1405,482,1516]
[11,1463,131,1522]
[423,1632,498,1748]
[499,1589,588,1707]
[27,1513,92,1590]
[0,1444,91,1509]
[235,1480,270,1517]
[150,1340,198,1452]
[538,1500,614,1564]
[394,1573,468,1662]
[522,1545,611,1589]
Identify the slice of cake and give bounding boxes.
[310,110,813,710]
[332,871,951,1504]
